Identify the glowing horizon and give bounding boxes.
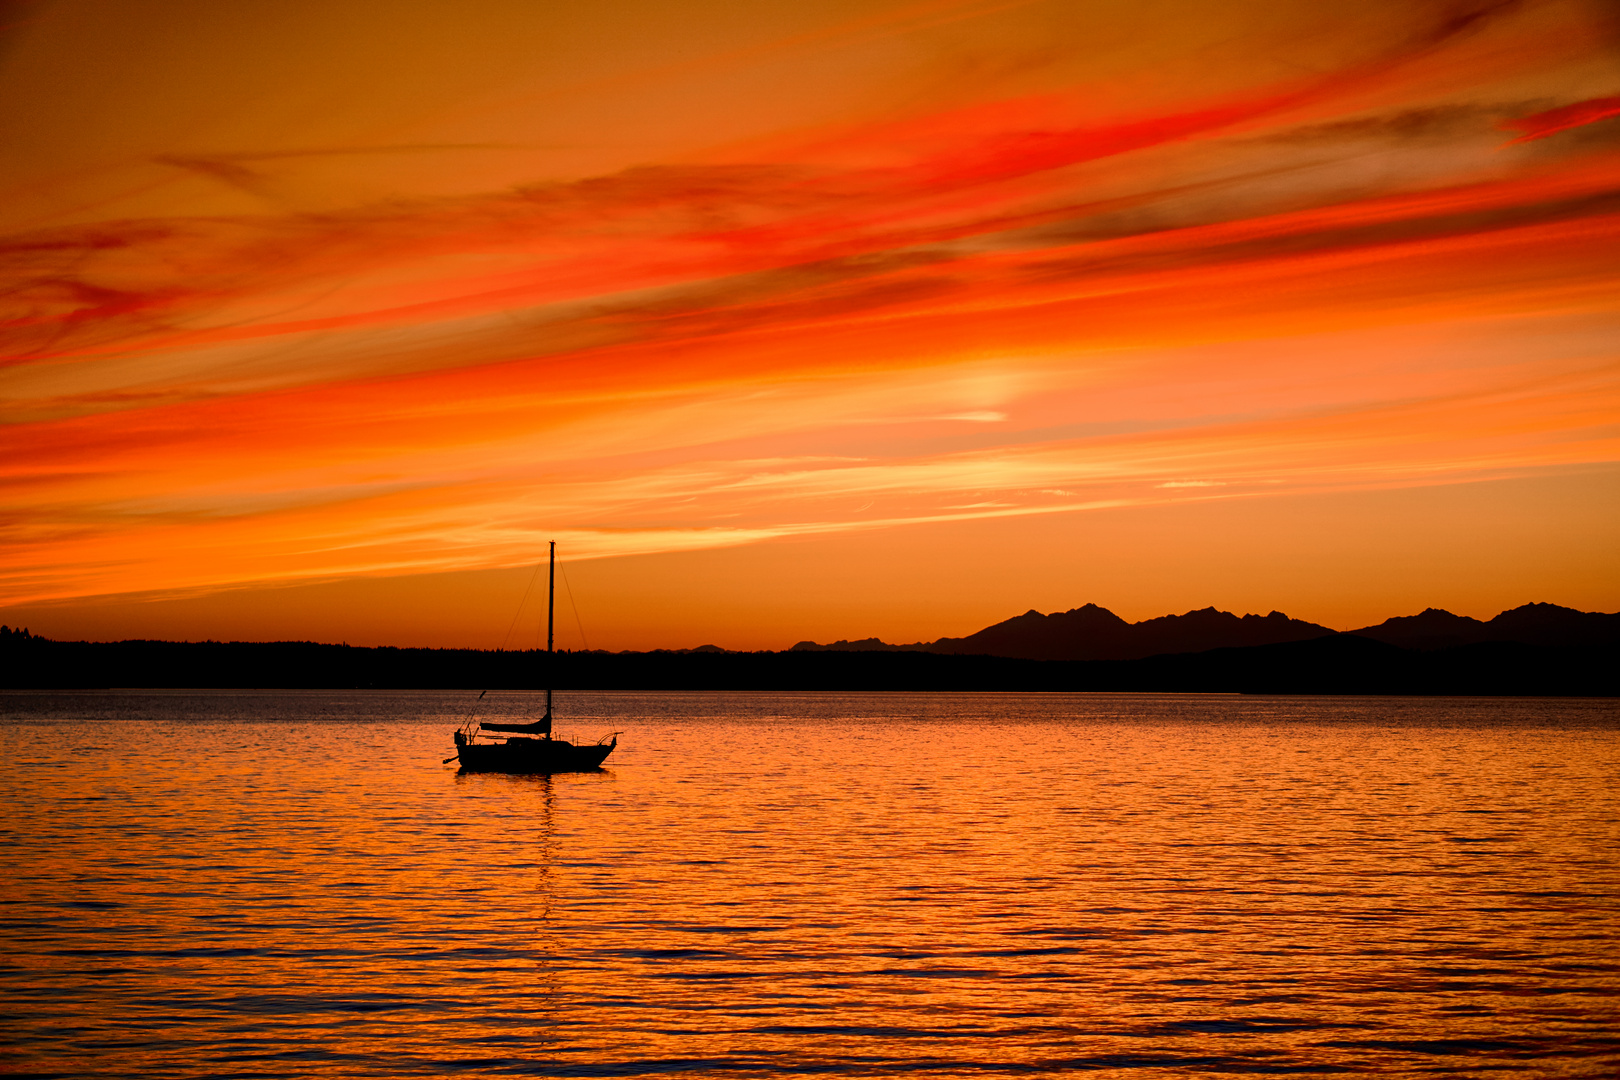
[3,0,1618,648]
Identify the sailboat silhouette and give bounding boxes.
[450,542,617,772]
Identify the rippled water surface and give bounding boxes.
[3,691,1618,1077]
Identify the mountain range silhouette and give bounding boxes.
[791,602,1619,662]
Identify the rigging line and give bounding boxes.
[458,688,487,737]
[466,558,547,736]
[499,559,546,654]
[465,558,547,738]
[559,561,590,651]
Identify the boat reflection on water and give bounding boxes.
[450,541,618,774]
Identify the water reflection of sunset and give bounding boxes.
[5,692,1618,1073]
[2,1,1617,647]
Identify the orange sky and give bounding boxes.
[3,0,1618,649]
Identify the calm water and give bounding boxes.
[2,691,1618,1078]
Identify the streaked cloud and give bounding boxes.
[1,0,1617,626]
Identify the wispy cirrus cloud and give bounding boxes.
[1,0,1617,615]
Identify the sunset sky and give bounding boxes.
[3,0,1618,650]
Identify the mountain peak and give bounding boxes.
[927,602,1331,661]
[1493,601,1582,618]
[1353,603,1617,649]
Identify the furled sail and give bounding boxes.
[480,715,552,734]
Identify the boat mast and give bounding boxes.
[546,540,555,722]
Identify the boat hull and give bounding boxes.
[456,735,615,774]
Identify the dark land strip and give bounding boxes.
[2,633,1613,695]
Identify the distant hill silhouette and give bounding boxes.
[1348,602,1620,650]
[929,604,1335,661]
[791,601,1620,662]
[790,637,912,653]
[793,603,1336,661]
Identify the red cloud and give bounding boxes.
[1501,95,1620,144]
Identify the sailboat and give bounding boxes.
[451,541,618,772]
